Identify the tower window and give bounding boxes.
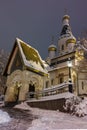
[82,81,84,90]
[51,79,54,85]
[61,45,64,50]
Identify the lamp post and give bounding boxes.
[67,58,72,80]
[67,58,73,93]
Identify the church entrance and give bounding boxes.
[29,81,35,98]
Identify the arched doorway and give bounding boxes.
[29,81,35,98]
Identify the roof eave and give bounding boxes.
[25,65,48,76]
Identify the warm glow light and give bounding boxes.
[67,58,72,67]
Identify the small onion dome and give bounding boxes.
[48,44,57,51]
[62,15,70,21]
[66,38,76,45]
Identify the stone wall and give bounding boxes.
[5,69,46,103]
[27,98,66,112]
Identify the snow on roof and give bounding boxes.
[48,44,57,51]
[17,38,48,76]
[48,65,68,72]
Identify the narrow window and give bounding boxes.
[82,81,84,90]
[59,73,64,84]
[61,45,64,50]
[46,81,49,88]
[60,77,63,83]
[51,79,54,85]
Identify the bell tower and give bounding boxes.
[48,36,57,59]
[58,14,76,55]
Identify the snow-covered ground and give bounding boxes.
[14,102,87,129]
[0,101,87,129]
[0,109,11,124]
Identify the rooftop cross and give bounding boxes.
[51,35,54,44]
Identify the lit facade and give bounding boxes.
[3,14,87,105]
[3,38,48,104]
[47,15,87,97]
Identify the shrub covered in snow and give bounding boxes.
[64,96,87,117]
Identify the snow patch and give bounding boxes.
[14,102,32,111]
[13,101,87,129]
[27,108,62,130]
[0,110,11,124]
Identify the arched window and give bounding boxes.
[61,45,64,50]
[59,73,64,83]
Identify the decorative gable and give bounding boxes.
[17,38,48,76]
[3,38,48,77]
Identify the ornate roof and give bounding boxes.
[59,14,76,45]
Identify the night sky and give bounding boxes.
[0,0,87,59]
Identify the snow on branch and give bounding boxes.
[64,96,87,117]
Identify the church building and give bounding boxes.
[3,38,48,105]
[3,14,87,105]
[47,14,87,97]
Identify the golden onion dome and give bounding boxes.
[48,44,57,51]
[66,38,76,45]
[62,15,70,21]
[66,33,76,45]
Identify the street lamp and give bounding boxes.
[67,58,73,93]
[67,58,72,80]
